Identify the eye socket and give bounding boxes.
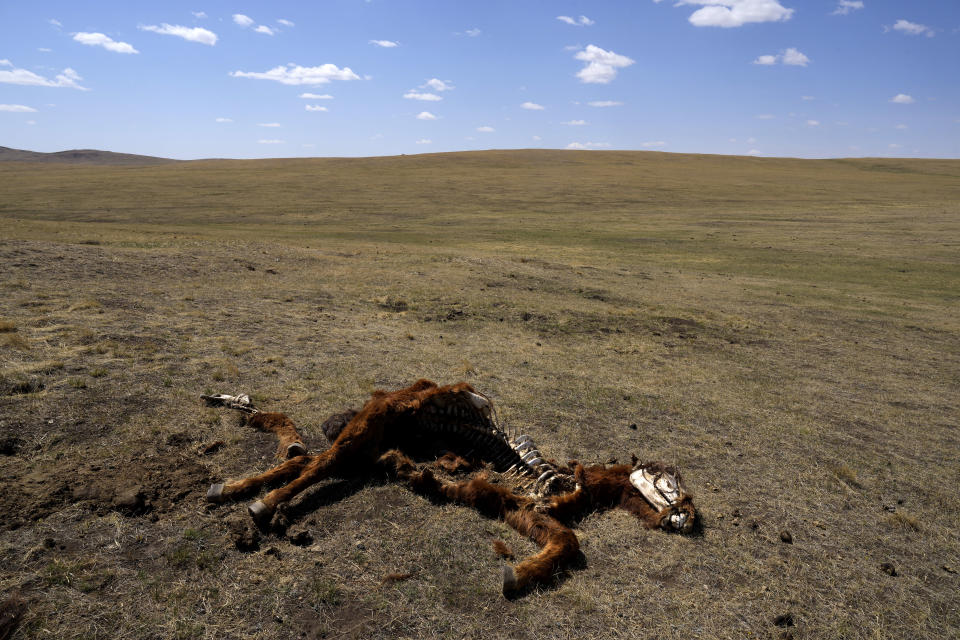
[656,475,678,494]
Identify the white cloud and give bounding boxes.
[566,141,611,149]
[888,143,902,149]
[49,19,62,28]
[258,139,284,144]
[747,149,763,156]
[753,48,809,66]
[801,95,815,100]
[140,24,218,46]
[756,114,775,119]
[465,28,481,37]
[782,48,810,66]
[895,124,908,130]
[215,117,232,122]
[422,78,453,91]
[562,119,588,125]
[416,111,437,120]
[404,90,442,101]
[233,14,254,28]
[477,126,495,132]
[806,119,820,126]
[832,1,863,15]
[747,137,757,144]
[0,63,88,90]
[665,0,794,28]
[73,32,139,54]
[521,101,545,110]
[416,139,432,144]
[300,93,333,99]
[369,39,398,47]
[557,15,594,26]
[890,94,914,104]
[588,100,623,107]
[258,122,281,127]
[0,104,37,112]
[192,11,207,19]
[575,45,635,83]
[890,19,934,37]
[641,141,666,148]
[305,105,328,112]
[255,25,276,36]
[26,120,36,125]
[38,48,53,52]
[231,63,360,85]
[277,19,295,27]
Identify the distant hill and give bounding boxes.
[0,146,177,165]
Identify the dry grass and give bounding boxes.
[0,150,958,639]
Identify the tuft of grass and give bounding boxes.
[1,333,30,350]
[0,320,16,333]
[68,377,87,389]
[67,299,102,313]
[830,464,859,486]
[89,367,108,378]
[308,578,344,607]
[889,512,921,531]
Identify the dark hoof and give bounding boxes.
[248,500,272,525]
[286,442,307,458]
[502,565,518,596]
[206,483,225,503]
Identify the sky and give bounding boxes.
[1,0,958,159]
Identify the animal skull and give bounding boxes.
[629,465,691,532]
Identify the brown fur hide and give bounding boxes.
[207,379,696,596]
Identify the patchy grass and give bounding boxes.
[0,150,958,640]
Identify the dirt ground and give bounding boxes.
[1,151,958,639]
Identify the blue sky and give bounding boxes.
[1,0,958,159]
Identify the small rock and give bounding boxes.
[880,562,898,577]
[628,423,638,430]
[779,530,793,544]
[773,612,795,627]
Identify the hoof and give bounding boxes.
[502,565,518,596]
[286,442,307,458]
[206,483,225,503]
[248,500,272,524]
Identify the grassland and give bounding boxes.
[1,149,958,639]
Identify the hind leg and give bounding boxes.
[247,445,368,524]
[403,469,580,596]
[206,455,311,504]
